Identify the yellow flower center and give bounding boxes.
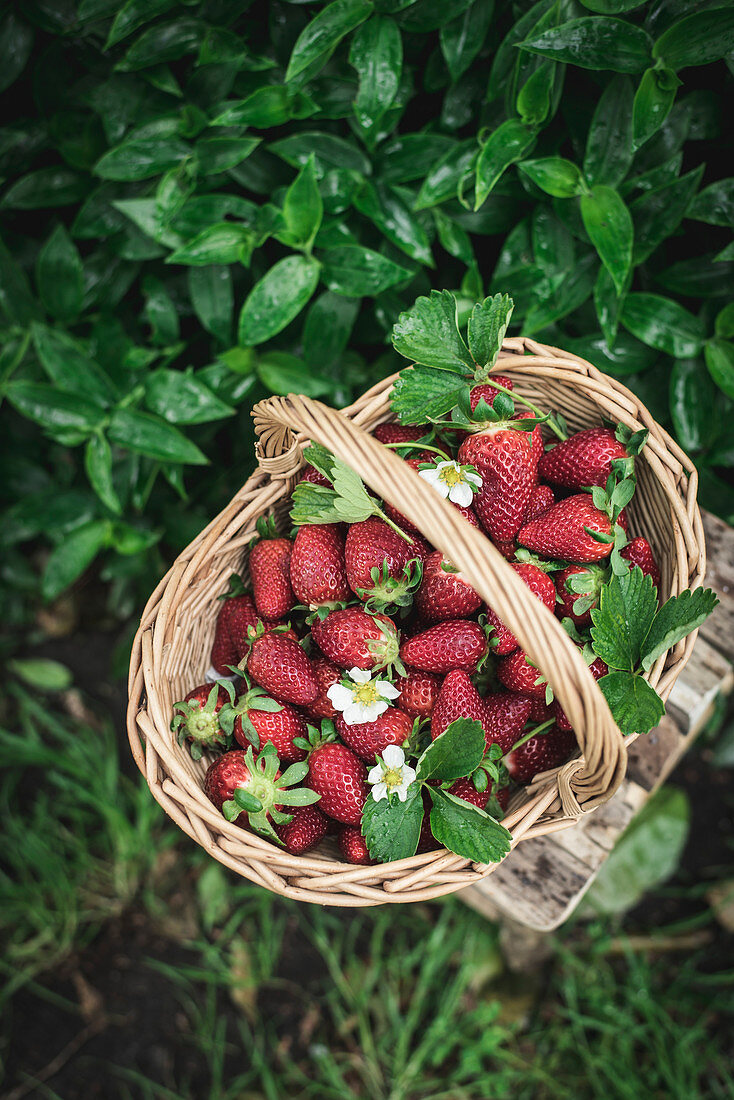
[353,682,379,705]
[382,767,404,791]
[439,465,463,488]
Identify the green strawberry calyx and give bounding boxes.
[221,742,321,843]
[357,557,424,617]
[171,680,234,761]
[218,678,283,749]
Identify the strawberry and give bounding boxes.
[204,749,254,825]
[522,484,555,525]
[211,590,261,675]
[526,696,552,723]
[486,563,557,655]
[538,427,628,489]
[275,804,329,854]
[374,423,428,445]
[400,621,487,674]
[345,517,428,610]
[431,671,532,753]
[171,683,230,760]
[621,536,661,589]
[383,461,479,535]
[290,523,349,608]
[396,669,442,718]
[243,626,319,706]
[469,377,514,409]
[336,707,414,763]
[415,551,482,622]
[304,656,341,719]
[513,411,544,467]
[311,607,401,671]
[459,427,536,542]
[447,776,489,810]
[552,656,608,731]
[307,742,368,825]
[555,564,607,628]
[228,686,307,763]
[338,826,375,865]
[495,540,517,561]
[299,466,330,487]
[249,521,295,620]
[505,725,577,783]
[496,648,547,698]
[517,494,613,563]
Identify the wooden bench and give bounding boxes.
[461,511,734,931]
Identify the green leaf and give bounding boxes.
[474,119,536,209]
[94,138,191,181]
[286,0,374,82]
[657,255,734,300]
[108,409,208,465]
[715,303,734,340]
[167,224,254,267]
[31,324,116,407]
[653,8,734,71]
[0,238,40,325]
[392,289,473,372]
[256,351,335,398]
[269,132,372,177]
[580,185,633,296]
[0,11,33,94]
[188,266,233,345]
[145,369,235,425]
[390,365,470,423]
[440,0,495,82]
[579,0,647,11]
[590,567,659,671]
[105,0,175,46]
[593,265,623,348]
[516,62,555,128]
[349,14,402,131]
[1,168,88,209]
[361,785,423,862]
[688,179,734,228]
[433,209,474,266]
[598,671,665,736]
[303,292,360,372]
[632,67,680,149]
[5,383,106,435]
[467,294,514,373]
[520,17,652,73]
[35,225,84,322]
[9,658,73,692]
[670,357,718,454]
[379,133,455,184]
[42,520,111,601]
[354,181,433,266]
[427,788,512,863]
[238,256,320,345]
[194,136,261,176]
[630,165,703,265]
[322,246,410,297]
[705,340,734,401]
[281,155,323,250]
[115,17,201,69]
[212,86,317,129]
[621,294,705,359]
[84,433,122,515]
[524,252,597,333]
[641,587,719,673]
[290,483,342,526]
[414,140,476,210]
[416,718,486,784]
[583,75,634,187]
[518,157,585,198]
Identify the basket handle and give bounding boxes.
[252,393,626,812]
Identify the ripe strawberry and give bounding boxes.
[307,742,368,825]
[431,671,532,753]
[469,377,514,409]
[522,484,555,525]
[513,411,544,467]
[447,776,489,810]
[400,621,487,674]
[527,696,552,723]
[495,540,517,561]
[459,427,536,542]
[290,523,349,607]
[486,563,556,655]
[396,669,442,718]
[374,423,428,445]
[517,494,613,563]
[275,804,329,854]
[249,525,295,620]
[204,749,254,825]
[311,608,401,671]
[538,427,629,489]
[415,551,482,622]
[555,564,607,628]
[299,466,330,487]
[496,648,547,698]
[345,517,428,608]
[505,725,577,783]
[304,656,341,719]
[336,707,414,763]
[338,826,375,865]
[621,536,661,589]
[171,683,230,760]
[211,592,261,674]
[244,627,319,706]
[553,656,608,731]
[230,689,307,763]
[205,742,318,840]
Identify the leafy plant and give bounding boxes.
[0,0,731,625]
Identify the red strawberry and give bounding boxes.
[204,749,254,824]
[311,608,401,671]
[469,377,514,409]
[555,564,607,628]
[431,671,532,753]
[617,507,629,534]
[290,523,349,608]
[231,690,307,763]
[522,484,555,525]
[304,656,341,719]
[275,804,329,854]
[244,628,319,706]
[249,529,295,620]
[447,776,489,810]
[415,550,482,622]
[538,427,628,489]
[299,466,330,487]
[211,592,261,674]
[400,621,487,674]
[513,411,544,467]
[496,649,547,698]
[396,669,442,718]
[505,725,577,783]
[527,696,552,723]
[307,742,368,825]
[459,427,536,542]
[553,656,608,731]
[621,536,661,589]
[338,826,375,865]
[374,423,428,445]
[171,683,230,759]
[345,517,428,607]
[517,494,613,563]
[495,540,517,561]
[205,743,317,841]
[336,708,414,763]
[486,563,556,655]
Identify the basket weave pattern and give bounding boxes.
[127,339,706,906]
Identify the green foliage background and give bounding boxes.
[1,0,732,625]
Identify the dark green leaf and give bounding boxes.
[108,409,208,465]
[516,61,555,128]
[378,132,455,183]
[145,369,235,425]
[518,156,585,198]
[583,75,634,187]
[390,365,470,422]
[669,358,717,452]
[630,165,703,264]
[303,291,360,371]
[416,717,485,783]
[269,131,371,176]
[84,433,122,515]
[212,87,317,128]
[440,0,495,82]
[520,17,652,73]
[36,225,84,322]
[653,8,734,70]
[106,0,177,47]
[621,294,705,358]
[194,136,261,175]
[433,209,474,266]
[414,140,476,210]
[579,0,647,10]
[94,137,191,181]
[0,11,33,94]
[322,246,410,297]
[354,180,433,265]
[593,265,623,348]
[0,238,40,324]
[524,252,597,333]
[715,303,734,339]
[239,255,320,344]
[688,179,734,228]
[632,67,680,149]
[598,672,665,736]
[286,0,374,82]
[391,288,473,371]
[116,18,201,70]
[362,785,422,862]
[487,0,556,102]
[142,275,179,346]
[31,324,116,406]
[641,587,719,672]
[281,155,323,249]
[657,255,734,299]
[256,351,335,397]
[1,168,88,209]
[349,14,402,131]
[398,0,474,33]
[428,787,512,863]
[580,185,633,296]
[6,383,106,434]
[468,293,514,371]
[474,119,536,209]
[188,266,233,345]
[167,223,254,267]
[590,567,659,671]
[42,520,112,601]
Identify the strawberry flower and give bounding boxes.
[327,667,400,726]
[367,745,417,802]
[418,460,482,507]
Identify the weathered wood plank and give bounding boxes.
[665,636,734,735]
[699,511,734,663]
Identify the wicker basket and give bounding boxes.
[127,337,706,906]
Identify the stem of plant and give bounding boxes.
[503,718,555,758]
[376,505,416,544]
[480,378,568,440]
[383,441,452,461]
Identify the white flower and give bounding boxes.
[367,745,417,803]
[326,667,400,726]
[418,460,482,508]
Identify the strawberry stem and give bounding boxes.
[483,379,568,440]
[375,505,418,544]
[383,441,452,461]
[504,718,555,758]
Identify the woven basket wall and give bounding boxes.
[127,338,706,906]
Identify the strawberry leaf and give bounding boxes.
[302,442,337,482]
[331,459,377,523]
[427,787,511,863]
[590,566,658,671]
[390,365,471,424]
[416,717,486,784]
[361,785,423,862]
[598,671,665,736]
[290,482,343,525]
[392,289,473,373]
[640,587,719,672]
[468,293,514,376]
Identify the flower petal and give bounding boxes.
[402,765,417,785]
[465,470,483,487]
[327,684,354,711]
[418,468,449,497]
[396,786,409,802]
[349,667,371,684]
[376,680,400,700]
[371,782,388,801]
[367,764,383,784]
[448,482,474,507]
[382,744,405,767]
